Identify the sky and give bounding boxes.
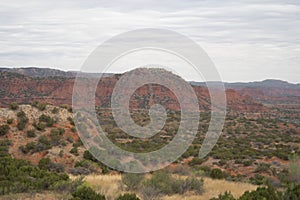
[0,0,299,83]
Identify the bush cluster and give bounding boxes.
[0,156,68,195]
[17,111,28,130]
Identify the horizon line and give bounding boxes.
[1,65,299,84]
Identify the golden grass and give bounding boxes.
[70,174,123,200]
[164,177,257,200]
[72,174,257,200]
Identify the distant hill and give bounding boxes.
[0,67,113,78]
[0,68,267,113]
[191,79,300,105]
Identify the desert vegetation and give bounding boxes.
[0,102,300,199]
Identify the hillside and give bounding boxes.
[0,69,267,113]
[1,67,300,199]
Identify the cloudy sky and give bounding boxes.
[0,0,299,83]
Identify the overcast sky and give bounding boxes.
[0,0,299,83]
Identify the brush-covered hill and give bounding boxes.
[0,68,267,113]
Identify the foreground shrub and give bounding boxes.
[71,185,105,200]
[116,193,140,200]
[239,184,282,200]
[0,156,69,195]
[284,183,300,200]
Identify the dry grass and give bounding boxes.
[70,174,123,200]
[1,175,257,200]
[164,177,257,200]
[71,174,257,200]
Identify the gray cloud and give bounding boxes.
[0,0,299,82]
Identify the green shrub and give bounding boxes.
[38,157,51,170]
[31,100,39,107]
[39,114,55,127]
[288,155,300,183]
[70,147,79,156]
[33,122,45,131]
[0,156,69,195]
[26,129,36,138]
[9,102,19,110]
[239,184,282,200]
[17,110,26,118]
[68,117,75,126]
[73,140,83,148]
[50,129,63,146]
[37,103,47,111]
[52,107,59,114]
[83,150,98,162]
[38,135,50,146]
[284,183,300,200]
[249,174,266,185]
[17,111,28,130]
[255,163,270,173]
[50,176,84,194]
[189,157,206,166]
[116,193,140,200]
[0,125,10,136]
[0,139,11,157]
[71,127,77,133]
[6,118,13,124]
[210,168,226,179]
[71,185,105,200]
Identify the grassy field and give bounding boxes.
[71,174,258,200]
